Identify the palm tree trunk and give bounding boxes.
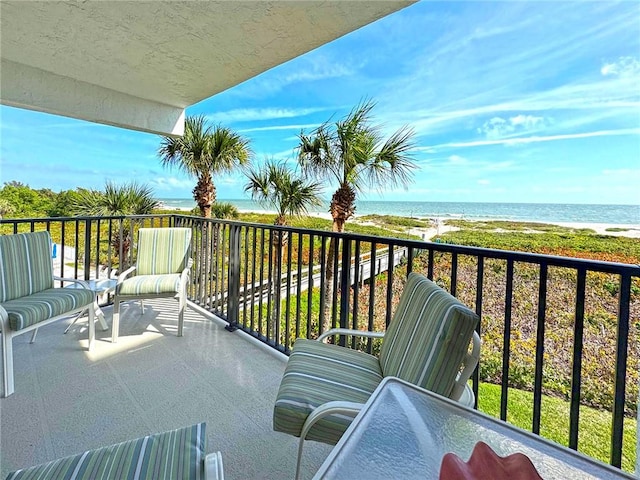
[193,173,216,218]
[321,185,353,334]
[269,220,289,343]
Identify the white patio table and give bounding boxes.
[63,278,116,333]
[313,376,633,480]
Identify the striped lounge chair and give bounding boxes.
[0,231,95,397]
[273,272,481,479]
[112,227,192,342]
[6,422,225,480]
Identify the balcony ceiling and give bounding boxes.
[0,1,412,136]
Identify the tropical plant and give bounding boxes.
[298,99,416,332]
[72,181,159,267]
[210,202,240,219]
[245,159,323,340]
[158,115,252,218]
[245,160,323,227]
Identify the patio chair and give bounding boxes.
[0,231,95,397]
[112,227,192,342]
[273,272,481,479]
[6,422,225,480]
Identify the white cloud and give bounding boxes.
[149,177,193,190]
[238,123,319,133]
[601,56,640,78]
[478,114,547,139]
[448,155,468,165]
[208,107,329,124]
[430,128,640,150]
[477,179,491,185]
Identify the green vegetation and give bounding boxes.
[0,182,75,218]
[437,226,640,264]
[444,219,596,234]
[358,214,432,230]
[478,383,637,473]
[606,227,636,233]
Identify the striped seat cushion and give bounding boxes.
[1,288,94,331]
[117,274,182,296]
[6,423,206,480]
[0,231,54,302]
[273,338,383,445]
[379,272,479,398]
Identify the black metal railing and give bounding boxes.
[1,214,638,471]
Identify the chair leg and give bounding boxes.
[178,294,185,337]
[30,328,38,344]
[294,401,364,480]
[2,330,14,397]
[88,304,95,351]
[112,299,120,343]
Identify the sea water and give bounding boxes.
[158,199,640,225]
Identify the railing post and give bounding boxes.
[611,272,631,468]
[83,219,92,281]
[338,237,352,346]
[225,223,241,332]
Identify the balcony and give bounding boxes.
[1,214,638,478]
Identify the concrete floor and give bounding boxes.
[0,299,333,479]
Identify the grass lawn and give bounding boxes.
[477,383,637,473]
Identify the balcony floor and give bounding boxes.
[0,299,333,479]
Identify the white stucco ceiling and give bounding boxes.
[0,1,412,136]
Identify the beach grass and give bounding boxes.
[444,219,597,234]
[358,214,433,229]
[436,228,640,264]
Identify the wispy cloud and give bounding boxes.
[207,107,329,124]
[148,177,193,190]
[428,128,640,150]
[448,155,469,165]
[238,123,319,133]
[230,56,357,98]
[601,56,640,78]
[478,115,549,139]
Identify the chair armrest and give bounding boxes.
[204,451,224,480]
[54,277,90,289]
[317,328,385,343]
[450,331,481,402]
[117,266,137,284]
[0,304,8,330]
[180,265,191,290]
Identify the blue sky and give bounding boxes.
[1,1,639,205]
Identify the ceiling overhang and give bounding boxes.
[0,1,412,136]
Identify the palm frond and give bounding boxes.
[245,159,323,224]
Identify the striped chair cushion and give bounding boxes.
[0,231,54,302]
[117,274,182,296]
[379,272,479,398]
[136,228,191,276]
[2,288,94,331]
[273,338,383,445]
[6,423,206,480]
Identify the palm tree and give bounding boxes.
[298,99,416,332]
[245,160,323,340]
[72,181,159,270]
[158,115,252,218]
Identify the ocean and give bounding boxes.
[158,199,640,225]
